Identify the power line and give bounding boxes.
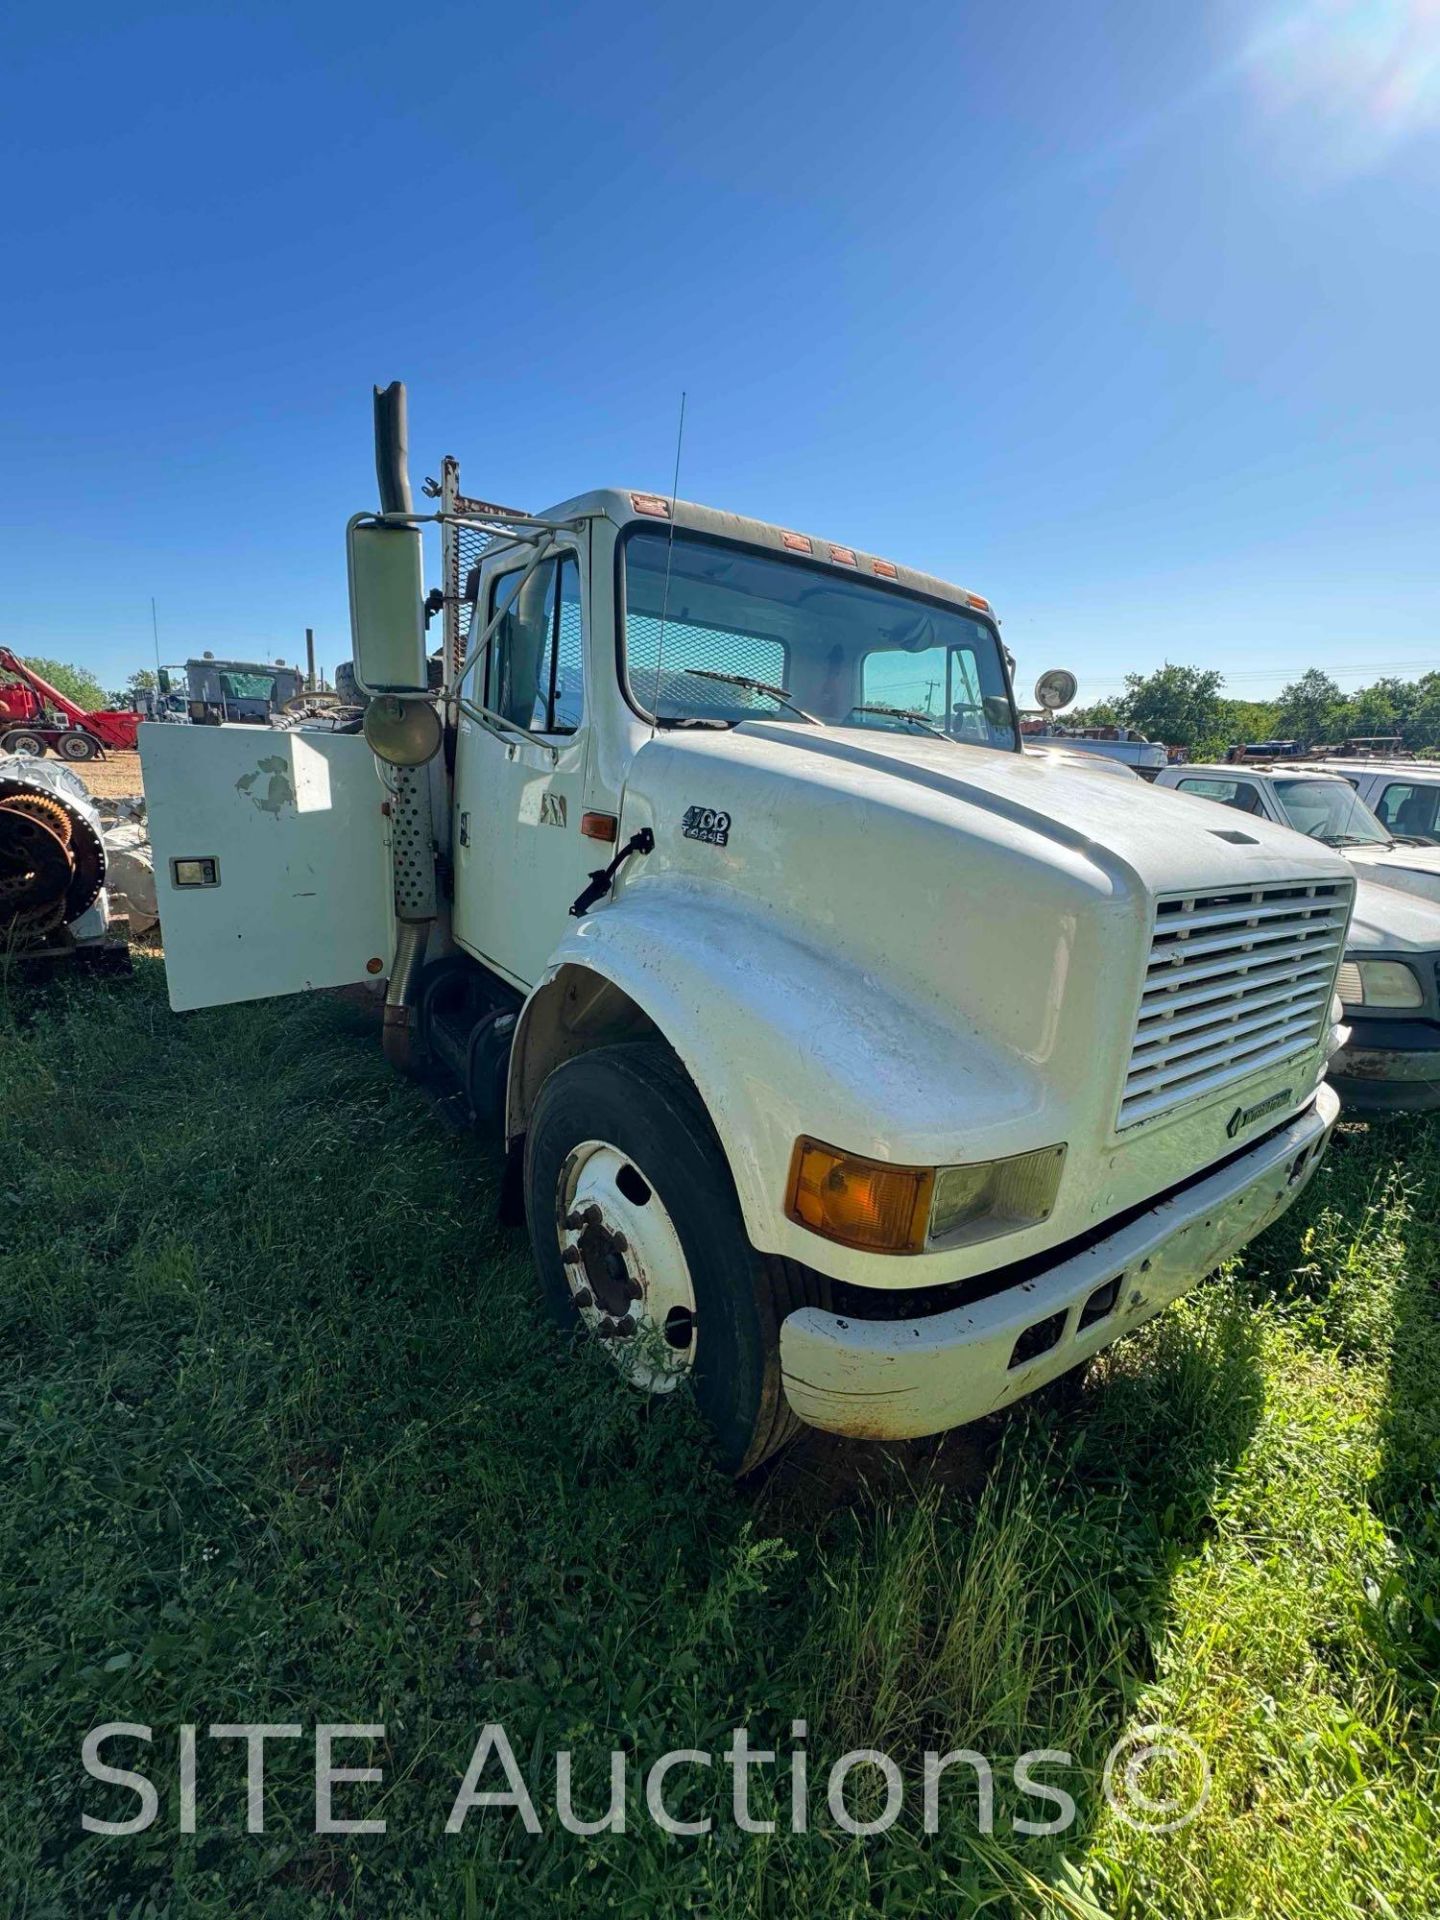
[1218,659,1440,682]
[1081,660,1440,703]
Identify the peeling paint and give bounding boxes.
[235,755,295,817]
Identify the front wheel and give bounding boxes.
[524,1042,826,1472]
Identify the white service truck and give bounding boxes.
[141,385,1352,1471]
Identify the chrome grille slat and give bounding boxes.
[1119,880,1351,1129]
[1130,985,1331,1063]
[1152,894,1348,936]
[1139,939,1338,997]
[1124,1007,1326,1098]
[1145,911,1347,968]
[1136,952,1336,1020]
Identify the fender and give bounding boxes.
[508,879,1050,1283]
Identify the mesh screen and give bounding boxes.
[626,612,787,718]
[457,523,496,666]
[554,591,583,730]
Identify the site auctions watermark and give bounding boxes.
[79,1720,1210,1839]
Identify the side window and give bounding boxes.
[1177,778,1264,814]
[1374,783,1413,827]
[1377,782,1439,837]
[484,555,583,734]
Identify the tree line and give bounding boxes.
[1067,664,1440,762]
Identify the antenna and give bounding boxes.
[648,391,687,742]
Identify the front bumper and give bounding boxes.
[1331,1046,1440,1111]
[779,1083,1340,1440]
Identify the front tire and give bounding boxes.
[524,1042,825,1473]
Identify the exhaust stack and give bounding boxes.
[373,381,414,517]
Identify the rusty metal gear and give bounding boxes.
[0,773,105,928]
[0,799,73,939]
[0,790,73,848]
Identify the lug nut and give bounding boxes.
[583,1205,603,1226]
[596,1317,618,1340]
[626,1277,643,1302]
[610,1232,629,1253]
[571,1287,593,1310]
[562,1245,582,1266]
[564,1211,585,1231]
[614,1314,637,1337]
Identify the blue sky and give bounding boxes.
[2,1,1437,702]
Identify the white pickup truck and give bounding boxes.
[1299,759,1440,847]
[1154,762,1440,1110]
[140,386,1351,1471]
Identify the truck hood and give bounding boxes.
[678,721,1347,897]
[620,722,1352,1096]
[611,721,1351,1277]
[1344,840,1440,909]
[1347,871,1440,949]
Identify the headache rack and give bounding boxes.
[1119,880,1351,1130]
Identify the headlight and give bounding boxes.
[1335,959,1423,1009]
[929,1144,1067,1245]
[787,1139,1066,1254]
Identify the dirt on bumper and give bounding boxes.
[779,1084,1340,1440]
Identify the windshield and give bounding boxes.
[622,530,1017,751]
[1273,777,1393,847]
[219,671,276,701]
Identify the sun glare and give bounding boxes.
[1238,0,1440,169]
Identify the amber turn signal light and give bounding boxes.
[786,1138,935,1254]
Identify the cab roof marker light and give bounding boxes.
[872,559,898,579]
[631,493,671,518]
[828,545,858,567]
[781,531,812,554]
[967,593,992,612]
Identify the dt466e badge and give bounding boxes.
[682,806,731,847]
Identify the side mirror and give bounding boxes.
[346,519,428,696]
[1034,668,1078,713]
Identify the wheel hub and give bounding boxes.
[556,1140,698,1392]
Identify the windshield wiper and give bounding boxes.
[676,668,823,726]
[849,703,952,741]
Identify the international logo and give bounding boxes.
[1226,1088,1291,1138]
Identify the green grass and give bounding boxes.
[2,957,1437,1917]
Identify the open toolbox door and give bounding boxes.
[140,724,393,1011]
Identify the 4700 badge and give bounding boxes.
[682,806,731,847]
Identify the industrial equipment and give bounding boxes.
[0,649,141,759]
[0,755,129,971]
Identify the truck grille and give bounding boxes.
[1119,881,1351,1130]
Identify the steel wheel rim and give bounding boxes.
[555,1139,698,1392]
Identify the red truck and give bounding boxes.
[0,649,140,760]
